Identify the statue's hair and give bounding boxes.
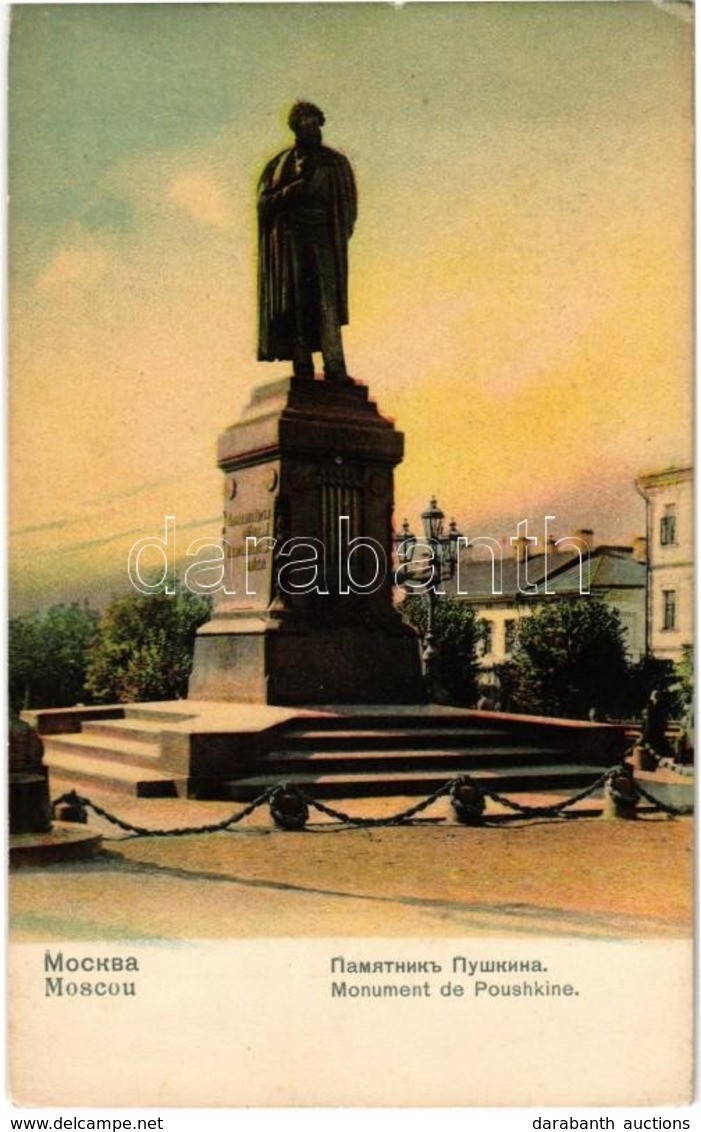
[288,102,326,131]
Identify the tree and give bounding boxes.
[9,602,100,715]
[625,654,675,719]
[401,594,482,706]
[492,661,518,713]
[509,598,630,720]
[673,644,693,715]
[85,581,211,704]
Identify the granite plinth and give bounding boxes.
[189,375,424,704]
[189,617,425,704]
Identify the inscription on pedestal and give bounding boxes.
[217,462,279,613]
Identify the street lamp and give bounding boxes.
[395,497,462,696]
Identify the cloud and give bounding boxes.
[35,243,110,292]
[167,170,234,230]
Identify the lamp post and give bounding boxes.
[395,497,462,697]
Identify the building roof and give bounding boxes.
[636,465,692,492]
[542,549,646,594]
[441,546,645,604]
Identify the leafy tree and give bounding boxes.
[85,580,211,703]
[672,644,694,761]
[625,655,675,720]
[673,644,693,715]
[509,598,630,720]
[9,602,100,715]
[492,661,519,713]
[401,594,482,705]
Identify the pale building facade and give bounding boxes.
[635,466,693,662]
[443,537,647,689]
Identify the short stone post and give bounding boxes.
[269,784,310,830]
[450,776,486,825]
[601,764,638,821]
[630,743,657,772]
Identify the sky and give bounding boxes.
[8,0,693,613]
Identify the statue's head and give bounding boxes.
[289,101,325,148]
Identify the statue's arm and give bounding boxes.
[258,177,307,219]
[257,153,310,219]
[257,152,356,224]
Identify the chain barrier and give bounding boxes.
[51,760,693,838]
[51,788,274,838]
[486,768,616,819]
[632,780,694,818]
[300,779,457,827]
[657,755,694,779]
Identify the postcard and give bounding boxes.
[7,0,695,1111]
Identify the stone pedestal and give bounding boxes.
[8,718,103,865]
[9,773,52,835]
[188,376,424,704]
[9,718,51,833]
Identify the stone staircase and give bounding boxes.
[220,719,609,801]
[40,715,181,798]
[29,702,627,804]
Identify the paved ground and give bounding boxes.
[9,766,694,942]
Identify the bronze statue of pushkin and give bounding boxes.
[257,102,357,382]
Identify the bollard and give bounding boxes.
[53,793,89,824]
[630,744,657,772]
[450,776,486,825]
[601,765,638,820]
[269,784,309,830]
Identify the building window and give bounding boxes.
[662,590,677,631]
[480,621,493,656]
[660,504,677,546]
[504,619,518,654]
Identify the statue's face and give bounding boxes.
[294,113,322,149]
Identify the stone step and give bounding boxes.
[290,714,507,733]
[81,719,167,744]
[44,752,180,798]
[279,727,523,749]
[471,764,606,790]
[261,745,572,774]
[124,705,198,724]
[290,713,478,729]
[44,732,164,768]
[215,764,606,800]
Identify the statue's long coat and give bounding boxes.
[257,145,357,361]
